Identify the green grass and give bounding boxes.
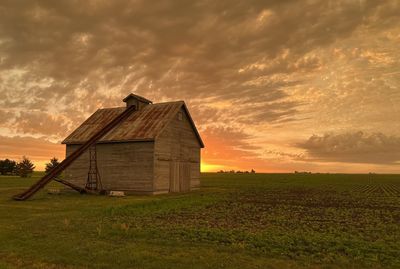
[1,172,400,268]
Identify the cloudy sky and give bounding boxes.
[0,0,399,173]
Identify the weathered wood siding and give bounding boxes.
[64,142,154,193]
[154,108,201,193]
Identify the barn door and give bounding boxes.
[169,161,180,192]
[179,162,191,192]
[169,161,191,192]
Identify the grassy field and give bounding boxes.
[0,172,400,269]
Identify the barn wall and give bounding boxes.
[154,108,201,193]
[64,145,89,187]
[64,142,154,193]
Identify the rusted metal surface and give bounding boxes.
[62,102,183,144]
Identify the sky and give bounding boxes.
[0,0,399,173]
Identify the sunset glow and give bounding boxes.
[1,1,400,173]
[200,162,227,173]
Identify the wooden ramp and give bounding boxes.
[13,105,137,201]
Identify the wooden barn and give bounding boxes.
[61,93,204,195]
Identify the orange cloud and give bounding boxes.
[0,0,399,173]
[0,136,64,170]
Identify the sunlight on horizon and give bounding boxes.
[200,162,228,172]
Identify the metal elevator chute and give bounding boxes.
[12,105,137,201]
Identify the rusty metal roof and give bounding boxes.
[62,101,204,147]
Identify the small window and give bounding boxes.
[178,112,183,121]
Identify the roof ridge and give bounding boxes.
[154,100,184,105]
[97,101,184,111]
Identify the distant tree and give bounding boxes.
[251,169,256,174]
[45,157,60,174]
[0,159,17,175]
[15,156,35,178]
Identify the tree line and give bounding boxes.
[0,157,60,177]
[217,169,256,174]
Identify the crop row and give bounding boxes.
[351,184,400,196]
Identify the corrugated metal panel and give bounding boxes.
[62,102,183,144]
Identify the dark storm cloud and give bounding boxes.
[298,132,400,164]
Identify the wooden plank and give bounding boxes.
[65,142,155,192]
[154,107,201,193]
